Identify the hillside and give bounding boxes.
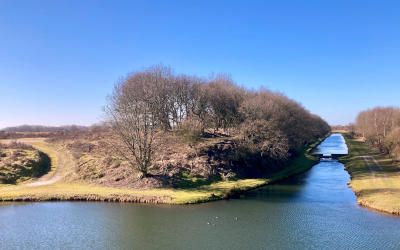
[49,130,292,189]
[0,142,51,184]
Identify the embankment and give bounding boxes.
[0,137,323,204]
[341,135,400,215]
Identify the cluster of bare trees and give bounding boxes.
[355,107,400,160]
[107,65,330,177]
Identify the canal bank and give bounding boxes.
[0,135,324,204]
[341,134,400,215]
[0,149,318,204]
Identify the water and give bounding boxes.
[1,134,400,250]
[313,133,349,156]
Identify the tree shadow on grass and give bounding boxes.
[358,188,400,196]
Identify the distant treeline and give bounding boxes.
[355,107,400,160]
[331,125,353,132]
[107,65,330,177]
[0,124,108,139]
[0,125,89,133]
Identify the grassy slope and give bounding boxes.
[341,135,400,215]
[0,149,38,183]
[0,139,59,179]
[0,139,320,204]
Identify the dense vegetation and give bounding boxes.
[355,107,400,160]
[107,65,330,178]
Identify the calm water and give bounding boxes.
[313,133,349,156]
[1,134,400,250]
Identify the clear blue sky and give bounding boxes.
[1,0,400,128]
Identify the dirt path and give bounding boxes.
[0,138,74,187]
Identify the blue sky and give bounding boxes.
[1,0,400,128]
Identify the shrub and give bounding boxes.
[177,118,203,145]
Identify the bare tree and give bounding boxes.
[240,119,289,161]
[107,73,157,178]
[239,90,329,152]
[385,127,400,161]
[106,65,331,179]
[189,81,212,131]
[206,75,244,132]
[355,107,400,153]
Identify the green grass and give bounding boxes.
[341,135,400,215]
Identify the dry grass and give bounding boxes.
[342,135,400,215]
[0,180,267,204]
[0,150,317,204]
[0,138,319,204]
[21,139,60,179]
[0,160,300,203]
[0,140,52,184]
[0,138,60,183]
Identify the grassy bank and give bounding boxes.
[0,140,320,204]
[341,135,400,215]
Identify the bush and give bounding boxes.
[177,118,203,145]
